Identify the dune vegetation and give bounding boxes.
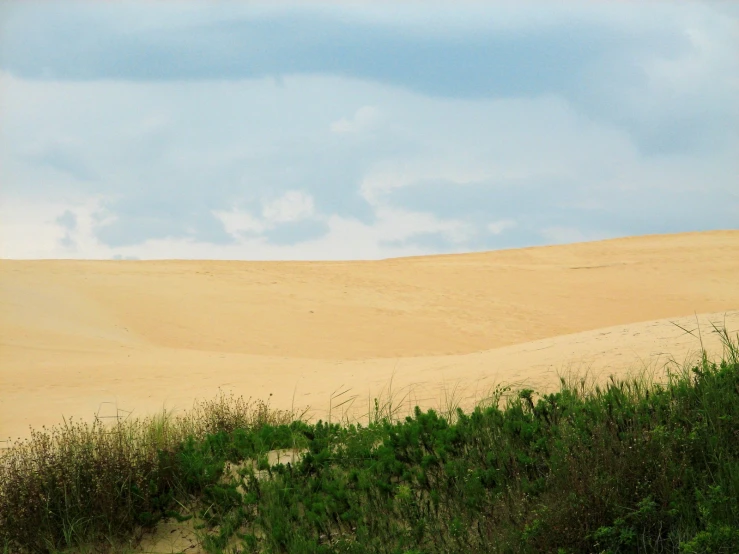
[2,327,738,554]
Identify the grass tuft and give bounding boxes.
[0,393,293,552]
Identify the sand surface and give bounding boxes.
[2,230,738,440]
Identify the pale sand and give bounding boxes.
[2,230,738,440]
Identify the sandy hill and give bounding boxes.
[2,230,738,439]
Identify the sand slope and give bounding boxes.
[2,230,738,439]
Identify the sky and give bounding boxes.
[1,1,737,260]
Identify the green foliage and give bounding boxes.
[2,333,739,553]
[0,394,293,552]
[680,525,739,553]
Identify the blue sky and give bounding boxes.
[1,1,737,260]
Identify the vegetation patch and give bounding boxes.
[2,329,738,553]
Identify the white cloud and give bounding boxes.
[359,160,502,205]
[1,190,477,261]
[261,190,315,223]
[641,8,739,107]
[0,195,115,259]
[1,25,737,261]
[357,94,639,209]
[213,190,317,240]
[330,105,381,134]
[487,219,517,235]
[212,209,267,237]
[370,206,475,245]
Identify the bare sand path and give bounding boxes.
[2,230,738,439]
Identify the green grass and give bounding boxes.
[0,393,296,553]
[2,327,738,553]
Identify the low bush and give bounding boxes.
[0,394,293,552]
[2,329,738,553]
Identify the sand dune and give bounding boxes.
[2,230,738,439]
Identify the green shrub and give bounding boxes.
[0,394,292,552]
[3,332,738,553]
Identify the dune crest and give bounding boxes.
[2,230,738,438]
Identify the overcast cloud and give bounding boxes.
[1,1,737,260]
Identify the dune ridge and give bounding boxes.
[2,230,738,439]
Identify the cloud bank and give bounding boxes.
[1,1,736,260]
